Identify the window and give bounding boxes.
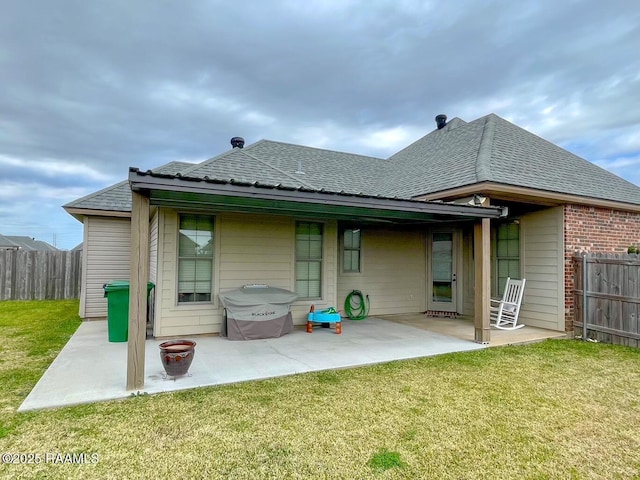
[178,214,214,303]
[496,222,520,295]
[295,222,323,298]
[342,228,361,273]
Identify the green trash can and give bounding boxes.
[103,281,155,342]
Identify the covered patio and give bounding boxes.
[124,170,506,391]
[19,315,564,411]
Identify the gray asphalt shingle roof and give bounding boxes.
[384,116,482,197]
[388,113,640,204]
[185,140,389,195]
[0,234,20,249]
[0,235,59,251]
[66,113,640,213]
[64,161,194,212]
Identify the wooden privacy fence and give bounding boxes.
[573,252,640,347]
[0,249,82,301]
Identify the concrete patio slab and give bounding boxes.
[381,314,567,346]
[19,317,487,412]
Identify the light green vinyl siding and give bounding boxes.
[81,216,131,319]
[337,228,426,315]
[519,206,565,331]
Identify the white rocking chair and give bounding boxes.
[491,277,526,330]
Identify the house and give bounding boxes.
[64,113,640,346]
[0,234,20,250]
[0,234,59,251]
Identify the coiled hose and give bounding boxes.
[344,290,370,320]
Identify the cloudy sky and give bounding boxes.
[1,0,639,250]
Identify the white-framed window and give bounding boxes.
[177,214,214,303]
[342,228,361,273]
[496,222,520,295]
[295,221,323,299]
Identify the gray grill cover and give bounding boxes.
[219,286,298,340]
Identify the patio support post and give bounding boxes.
[127,190,150,390]
[473,217,491,344]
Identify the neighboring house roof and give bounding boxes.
[0,234,20,250]
[64,161,194,215]
[0,235,59,251]
[66,113,640,215]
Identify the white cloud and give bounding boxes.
[242,110,276,127]
[356,125,423,154]
[0,154,114,182]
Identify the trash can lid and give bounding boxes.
[103,281,154,292]
[103,280,130,292]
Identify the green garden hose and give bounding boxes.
[344,290,370,320]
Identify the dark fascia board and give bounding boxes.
[128,168,506,220]
[63,206,132,218]
[415,181,640,212]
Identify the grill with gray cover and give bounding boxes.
[219,285,298,340]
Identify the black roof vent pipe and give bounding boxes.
[230,137,245,148]
[435,114,447,130]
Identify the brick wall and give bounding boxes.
[563,204,640,330]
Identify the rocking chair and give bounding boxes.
[491,277,526,330]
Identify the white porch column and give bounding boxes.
[473,217,491,344]
[127,190,150,390]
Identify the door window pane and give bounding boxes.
[432,233,453,303]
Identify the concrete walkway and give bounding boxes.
[19,317,488,411]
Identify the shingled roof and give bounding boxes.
[387,113,640,205]
[184,140,389,195]
[0,235,58,251]
[64,161,194,214]
[0,234,20,249]
[65,113,640,215]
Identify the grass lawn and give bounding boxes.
[1,301,640,479]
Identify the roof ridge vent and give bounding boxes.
[230,137,245,149]
[435,114,447,130]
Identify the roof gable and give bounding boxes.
[486,114,640,204]
[387,113,640,205]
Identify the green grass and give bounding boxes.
[0,300,81,419]
[368,448,404,472]
[1,300,640,479]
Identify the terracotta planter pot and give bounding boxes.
[159,340,196,377]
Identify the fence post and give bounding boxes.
[582,252,588,341]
